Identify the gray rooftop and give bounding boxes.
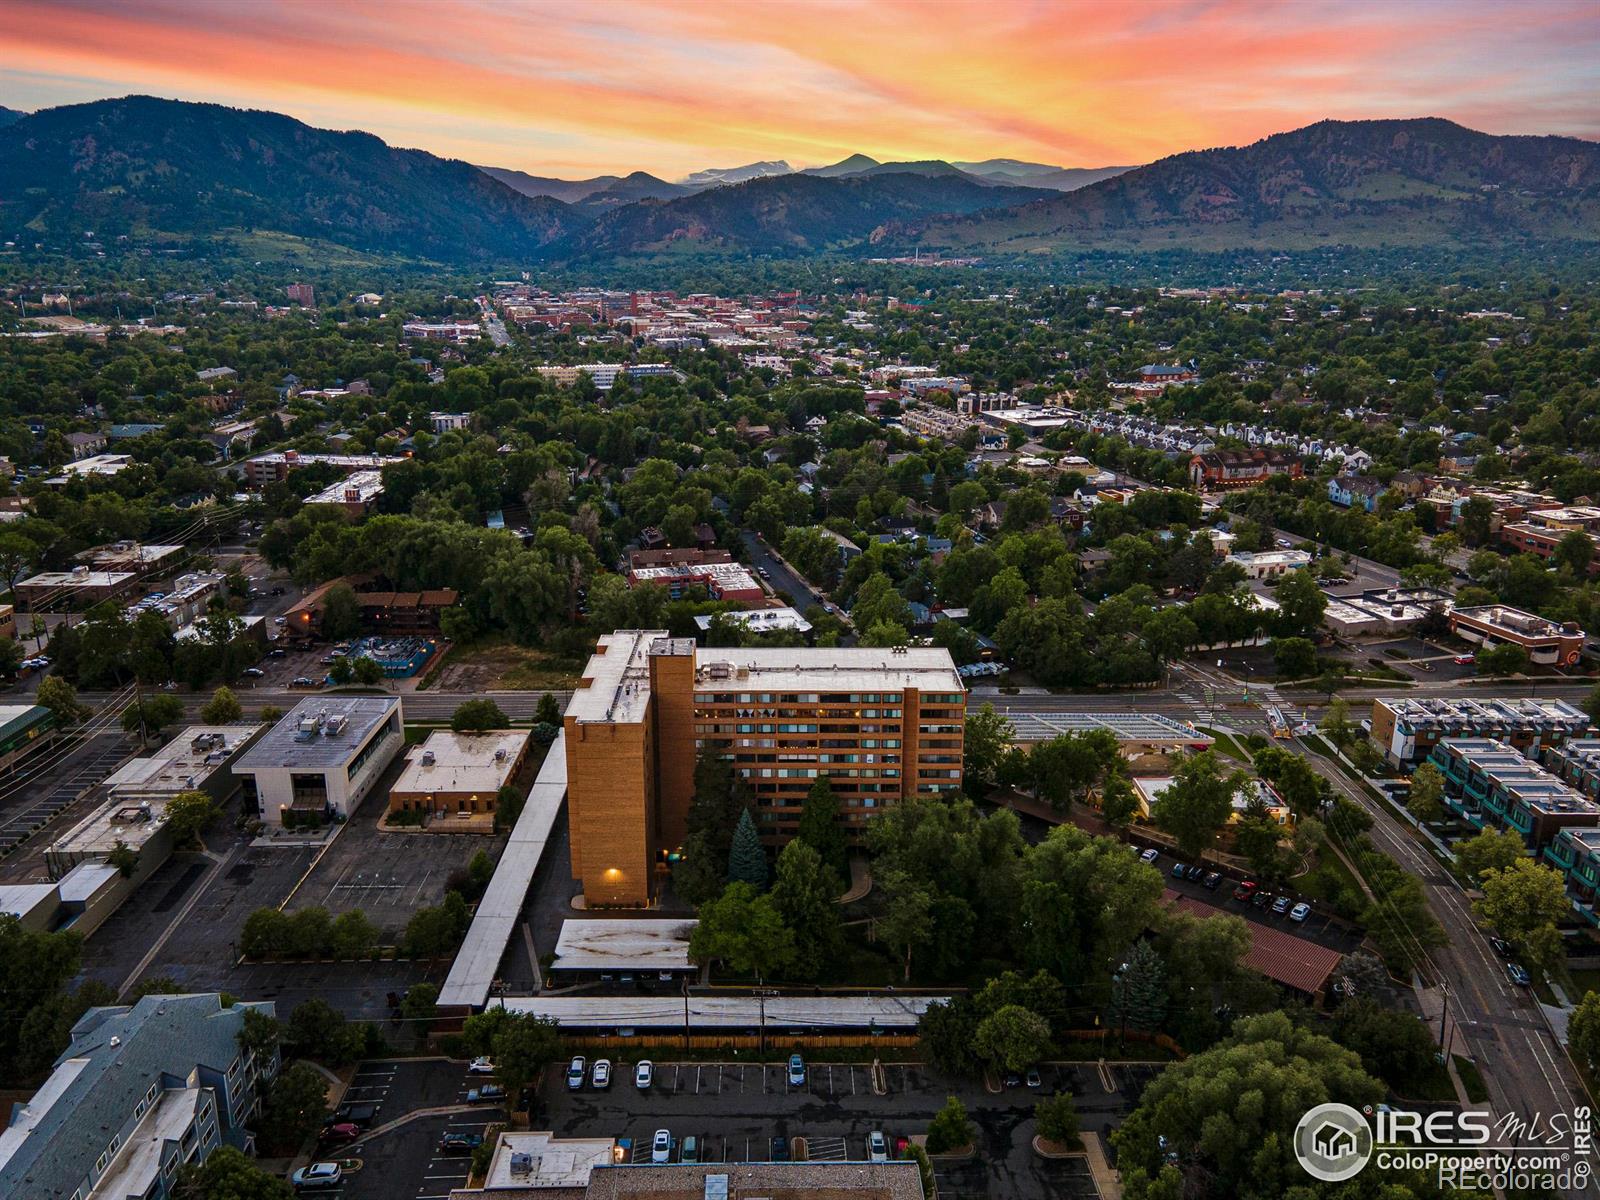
[1006,711,1212,745]
[496,992,943,1030]
[234,696,400,771]
[0,993,272,1200]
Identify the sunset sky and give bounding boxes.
[5,0,1599,180]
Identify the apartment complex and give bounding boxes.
[0,993,277,1200]
[1368,696,1591,766]
[564,632,964,907]
[1188,448,1303,490]
[1448,605,1586,666]
[1428,738,1600,850]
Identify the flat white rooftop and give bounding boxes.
[483,1131,616,1191]
[691,646,965,695]
[305,469,385,506]
[18,569,133,590]
[692,606,812,634]
[552,919,697,972]
[102,724,260,799]
[392,730,529,798]
[235,696,400,772]
[1006,712,1212,746]
[495,993,944,1030]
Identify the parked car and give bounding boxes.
[466,1084,505,1104]
[1003,1070,1023,1088]
[679,1135,700,1164]
[1186,864,1206,881]
[1289,902,1312,922]
[1507,962,1532,987]
[592,1059,611,1089]
[566,1056,586,1090]
[868,1131,889,1162]
[468,1056,495,1074]
[1203,872,1222,890]
[1272,895,1292,916]
[1232,880,1258,902]
[291,676,315,687]
[439,1132,483,1155]
[242,667,265,678]
[787,1054,806,1086]
[651,1130,673,1164]
[770,1136,790,1162]
[635,1060,654,1090]
[1251,891,1274,909]
[1488,936,1513,958]
[1453,653,1476,665]
[291,1163,342,1192]
[1171,862,1187,879]
[268,648,287,657]
[331,1103,376,1128]
[1025,1067,1043,1088]
[1139,848,1160,865]
[317,1122,360,1147]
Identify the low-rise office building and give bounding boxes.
[388,729,530,818]
[1321,586,1452,638]
[233,697,403,827]
[1369,696,1591,766]
[627,561,765,603]
[15,566,137,608]
[0,703,56,772]
[564,632,964,907]
[1449,605,1585,666]
[0,993,278,1200]
[1224,549,1314,580]
[1428,737,1600,850]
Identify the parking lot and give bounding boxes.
[286,777,508,938]
[525,1058,1148,1200]
[1160,864,1365,955]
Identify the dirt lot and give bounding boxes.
[425,639,583,692]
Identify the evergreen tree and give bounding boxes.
[1111,940,1168,1034]
[770,840,843,980]
[727,808,768,889]
[796,775,849,877]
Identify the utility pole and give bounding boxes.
[1437,981,1451,1054]
[682,978,690,1052]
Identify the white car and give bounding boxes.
[1289,902,1312,922]
[566,1056,586,1090]
[635,1060,653,1090]
[592,1059,611,1089]
[651,1129,673,1163]
[468,1056,495,1075]
[290,1162,342,1191]
[867,1130,889,1162]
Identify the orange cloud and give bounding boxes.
[3,0,1596,178]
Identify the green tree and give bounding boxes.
[240,908,290,958]
[925,1095,975,1155]
[494,784,525,832]
[200,685,243,724]
[973,1003,1052,1073]
[1099,769,1140,828]
[1112,1012,1382,1200]
[327,656,354,685]
[1153,750,1243,858]
[403,892,471,957]
[237,1007,282,1062]
[452,698,509,731]
[1455,826,1526,881]
[535,692,563,726]
[107,840,140,878]
[917,996,981,1077]
[1475,858,1570,968]
[352,656,385,686]
[1111,940,1168,1034]
[1477,643,1530,676]
[260,1061,329,1151]
[400,981,439,1024]
[1270,636,1317,679]
[963,702,1014,792]
[163,790,220,848]
[1555,529,1594,575]
[770,840,843,981]
[122,693,185,739]
[328,909,378,959]
[689,882,795,981]
[319,583,362,641]
[36,675,89,724]
[1319,697,1357,748]
[0,914,86,1082]
[1568,990,1600,1079]
[173,1145,293,1200]
[489,1012,564,1108]
[796,776,849,878]
[1328,999,1439,1089]
[1272,569,1327,639]
[726,807,768,888]
[1035,1092,1081,1148]
[1406,761,1446,822]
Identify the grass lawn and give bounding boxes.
[1197,727,1252,763]
[1452,1055,1490,1104]
[1295,849,1367,920]
[432,638,584,691]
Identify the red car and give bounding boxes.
[318,1122,361,1147]
[1453,654,1476,665]
[1232,880,1259,902]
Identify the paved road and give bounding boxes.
[1298,738,1598,1191]
[740,530,833,617]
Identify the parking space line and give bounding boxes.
[851,1066,857,1095]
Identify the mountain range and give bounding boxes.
[1,96,1595,264]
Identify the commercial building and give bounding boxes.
[1368,696,1590,766]
[78,541,186,573]
[303,468,385,516]
[1428,737,1600,850]
[127,572,229,630]
[15,566,137,608]
[692,606,812,636]
[45,453,133,486]
[0,703,57,772]
[1320,586,1452,638]
[548,918,698,985]
[388,729,530,819]
[1223,549,1314,580]
[233,697,404,828]
[47,725,261,893]
[0,993,278,1200]
[1449,605,1585,666]
[564,632,963,907]
[1133,775,1295,825]
[628,561,765,604]
[1543,827,1600,925]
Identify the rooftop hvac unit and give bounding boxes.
[297,716,320,735]
[509,1153,533,1177]
[421,750,436,766]
[324,714,348,736]
[493,748,508,762]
